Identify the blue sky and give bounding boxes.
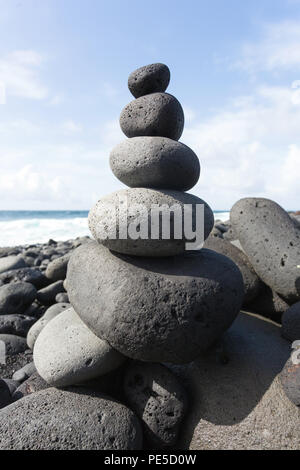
[0,0,299,210]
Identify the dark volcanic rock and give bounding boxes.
[12,372,49,401]
[0,314,36,337]
[0,387,143,450]
[0,255,26,274]
[45,253,71,282]
[67,241,244,363]
[282,302,300,342]
[0,334,27,356]
[120,93,184,141]
[36,280,65,305]
[0,282,37,315]
[128,63,170,98]
[230,198,300,302]
[123,362,187,448]
[110,137,200,191]
[246,283,289,323]
[0,379,12,409]
[280,358,300,407]
[204,237,262,305]
[88,188,214,257]
[0,267,48,289]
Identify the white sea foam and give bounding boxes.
[0,211,230,247]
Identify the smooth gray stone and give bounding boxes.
[0,379,12,409]
[67,242,244,363]
[204,237,262,305]
[12,361,36,383]
[282,302,300,342]
[55,292,69,303]
[246,283,290,324]
[110,137,200,191]
[230,198,300,302]
[0,314,36,337]
[34,307,125,387]
[280,358,300,407]
[123,362,187,448]
[0,387,143,450]
[36,280,65,305]
[0,267,48,289]
[0,282,37,315]
[0,255,26,274]
[88,188,214,257]
[27,302,70,349]
[12,372,49,401]
[120,93,184,141]
[128,63,170,98]
[45,252,72,282]
[0,334,27,356]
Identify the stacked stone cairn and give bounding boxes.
[30,63,244,449]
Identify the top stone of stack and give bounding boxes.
[128,63,170,98]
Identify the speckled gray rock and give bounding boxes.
[36,280,65,305]
[204,237,262,305]
[123,362,187,447]
[0,387,143,450]
[120,93,184,141]
[110,137,200,191]
[12,361,36,383]
[174,312,300,450]
[45,253,71,282]
[34,307,125,387]
[280,358,300,407]
[0,314,36,337]
[0,334,27,356]
[0,282,37,315]
[282,302,300,342]
[88,188,214,257]
[128,63,170,98]
[27,302,70,349]
[230,198,300,302]
[0,255,26,274]
[67,241,244,363]
[0,267,48,289]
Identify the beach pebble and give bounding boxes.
[110,137,200,191]
[12,361,36,383]
[0,255,27,274]
[280,358,300,407]
[204,237,262,305]
[1,379,19,395]
[36,280,65,305]
[282,302,300,342]
[120,93,184,141]
[230,198,300,302]
[34,307,125,387]
[128,63,170,98]
[27,302,70,349]
[0,334,28,356]
[45,253,72,282]
[0,314,36,337]
[12,372,49,401]
[67,241,243,363]
[0,267,48,289]
[0,282,37,316]
[55,292,69,303]
[123,362,187,447]
[88,188,214,257]
[0,387,143,450]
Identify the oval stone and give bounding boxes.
[0,387,143,450]
[128,63,170,98]
[27,302,70,349]
[88,188,214,257]
[34,307,125,387]
[67,241,244,363]
[120,93,184,141]
[110,137,200,191]
[230,198,300,302]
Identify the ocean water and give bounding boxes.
[0,210,230,247]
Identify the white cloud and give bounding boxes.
[0,50,48,100]
[183,83,300,210]
[235,20,300,73]
[61,120,83,134]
